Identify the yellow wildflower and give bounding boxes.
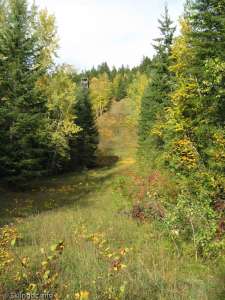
[75,291,90,300]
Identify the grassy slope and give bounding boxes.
[1,100,224,299]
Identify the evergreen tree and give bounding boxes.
[70,87,99,168]
[153,6,176,58]
[113,73,127,101]
[111,66,117,79]
[139,6,175,160]
[0,0,51,183]
[189,0,225,125]
[165,1,225,177]
[97,62,111,77]
[158,2,225,255]
[190,0,225,61]
[139,56,152,74]
[85,66,98,79]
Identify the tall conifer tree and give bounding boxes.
[190,0,225,61]
[139,6,175,160]
[70,87,99,168]
[0,0,51,183]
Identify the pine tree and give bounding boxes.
[70,87,99,168]
[0,0,50,183]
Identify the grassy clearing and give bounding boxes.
[0,100,224,299]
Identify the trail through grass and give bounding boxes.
[1,100,224,299]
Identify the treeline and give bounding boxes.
[0,0,154,188]
[80,63,134,118]
[138,1,225,256]
[0,0,99,185]
[0,0,138,186]
[79,61,150,122]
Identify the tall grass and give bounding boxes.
[1,100,224,299]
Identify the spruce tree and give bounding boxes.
[113,73,127,101]
[97,62,111,78]
[139,6,175,159]
[70,87,99,168]
[111,66,117,79]
[189,0,225,125]
[190,0,225,61]
[186,0,225,167]
[139,56,152,74]
[0,0,49,183]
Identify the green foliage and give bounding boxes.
[138,56,152,75]
[112,73,128,101]
[37,66,80,172]
[138,2,225,257]
[164,10,225,256]
[0,0,54,183]
[96,62,111,78]
[137,1,225,257]
[0,0,96,184]
[138,5,175,162]
[189,0,225,61]
[70,88,99,168]
[153,5,176,58]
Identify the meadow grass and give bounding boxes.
[0,100,224,299]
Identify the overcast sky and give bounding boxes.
[34,0,185,71]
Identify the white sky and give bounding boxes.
[33,0,185,71]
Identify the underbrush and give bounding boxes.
[113,165,225,260]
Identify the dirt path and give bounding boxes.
[97,100,137,165]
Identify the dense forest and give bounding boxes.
[0,0,224,299]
